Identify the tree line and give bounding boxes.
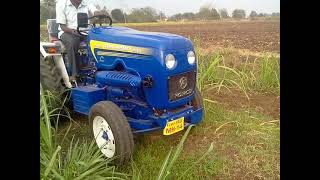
[40,0,280,24]
[167,7,279,22]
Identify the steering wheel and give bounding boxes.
[77,15,113,37]
[89,14,113,27]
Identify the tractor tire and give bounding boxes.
[89,101,134,165]
[40,54,65,93]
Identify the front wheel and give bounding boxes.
[89,101,134,165]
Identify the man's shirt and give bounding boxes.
[56,0,96,38]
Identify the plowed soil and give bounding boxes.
[130,20,280,53]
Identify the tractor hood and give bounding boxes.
[88,26,193,51]
[87,26,197,110]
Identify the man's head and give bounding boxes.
[70,0,82,6]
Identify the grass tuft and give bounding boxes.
[196,43,280,96]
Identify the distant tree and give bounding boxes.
[101,6,110,16]
[89,5,108,17]
[143,7,158,18]
[127,7,158,23]
[232,9,246,19]
[182,12,196,20]
[197,7,220,20]
[272,12,280,17]
[219,8,229,18]
[197,6,212,20]
[249,11,258,17]
[211,9,221,20]
[169,13,183,21]
[127,9,143,23]
[98,6,111,24]
[111,9,125,23]
[258,13,265,17]
[42,0,56,8]
[40,0,56,24]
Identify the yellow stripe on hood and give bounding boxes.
[90,40,153,61]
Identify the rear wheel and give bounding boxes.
[89,101,134,165]
[40,54,65,93]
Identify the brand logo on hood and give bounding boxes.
[179,77,188,89]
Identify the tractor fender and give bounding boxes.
[40,42,72,88]
[40,42,62,58]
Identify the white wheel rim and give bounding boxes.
[93,116,116,158]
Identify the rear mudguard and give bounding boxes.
[40,42,72,88]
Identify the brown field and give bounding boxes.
[128,20,280,53]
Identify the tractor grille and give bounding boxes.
[168,71,196,102]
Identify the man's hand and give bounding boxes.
[71,29,81,37]
[60,24,81,37]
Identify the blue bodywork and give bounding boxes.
[71,26,203,133]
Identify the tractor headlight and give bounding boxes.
[165,54,176,69]
[187,51,196,65]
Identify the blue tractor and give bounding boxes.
[40,14,204,164]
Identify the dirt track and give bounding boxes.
[130,21,280,53]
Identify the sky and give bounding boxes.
[86,0,280,16]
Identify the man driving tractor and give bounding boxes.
[56,0,102,83]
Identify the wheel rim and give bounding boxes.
[93,116,116,158]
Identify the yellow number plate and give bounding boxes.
[163,117,184,135]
